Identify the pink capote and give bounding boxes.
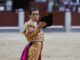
[20,42,43,60]
[20,42,31,60]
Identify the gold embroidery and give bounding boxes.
[28,42,41,60]
[22,20,44,42]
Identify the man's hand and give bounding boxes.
[38,22,47,29]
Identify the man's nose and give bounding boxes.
[34,15,38,17]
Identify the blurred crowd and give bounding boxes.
[36,0,80,12]
[0,0,80,12]
[47,0,80,12]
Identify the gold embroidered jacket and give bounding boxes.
[22,20,44,42]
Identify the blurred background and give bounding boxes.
[0,0,80,32]
[0,0,80,60]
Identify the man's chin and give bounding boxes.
[34,19,38,22]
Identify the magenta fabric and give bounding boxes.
[20,42,43,60]
[20,42,31,60]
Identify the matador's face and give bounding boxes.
[29,10,39,22]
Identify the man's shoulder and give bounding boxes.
[24,20,34,25]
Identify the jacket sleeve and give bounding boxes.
[26,25,40,38]
[22,22,40,38]
[22,23,27,33]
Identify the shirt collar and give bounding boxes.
[29,19,37,26]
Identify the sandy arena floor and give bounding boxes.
[0,32,80,60]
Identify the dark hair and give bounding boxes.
[29,8,40,15]
[41,13,53,28]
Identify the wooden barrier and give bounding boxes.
[0,11,80,27]
[71,12,80,26]
[29,2,48,12]
[0,11,18,26]
[52,12,64,25]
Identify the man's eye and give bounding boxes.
[36,14,39,15]
[32,14,35,15]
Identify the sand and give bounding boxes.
[0,32,80,60]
